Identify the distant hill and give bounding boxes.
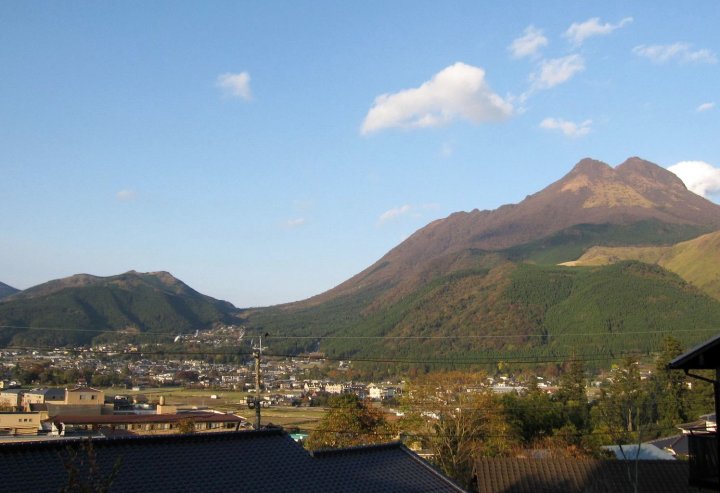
[0,282,19,300]
[565,230,720,300]
[0,271,241,347]
[247,157,720,365]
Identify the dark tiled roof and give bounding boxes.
[476,458,691,493]
[668,332,720,370]
[0,429,464,492]
[312,441,466,492]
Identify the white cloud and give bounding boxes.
[668,161,720,198]
[378,205,412,224]
[697,102,716,112]
[530,55,585,90]
[216,72,253,100]
[509,26,548,59]
[285,218,306,228]
[361,62,513,134]
[539,117,592,138]
[633,43,717,64]
[116,189,136,201]
[564,17,633,45]
[377,204,439,225]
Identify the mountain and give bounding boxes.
[309,157,720,305]
[0,271,240,347]
[0,282,19,300]
[565,230,720,300]
[248,157,720,366]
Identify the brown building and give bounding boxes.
[0,411,41,436]
[50,412,245,436]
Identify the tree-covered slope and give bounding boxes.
[0,282,19,300]
[0,271,240,347]
[249,260,720,365]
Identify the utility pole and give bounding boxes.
[253,335,264,429]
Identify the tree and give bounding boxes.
[556,358,590,431]
[592,357,648,445]
[399,372,515,490]
[59,439,122,493]
[652,336,687,432]
[305,394,395,450]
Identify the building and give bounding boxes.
[668,333,720,490]
[0,411,42,436]
[0,429,466,492]
[50,411,245,436]
[475,457,690,493]
[0,389,24,409]
[22,388,65,409]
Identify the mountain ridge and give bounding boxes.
[301,157,720,307]
[0,282,19,300]
[0,270,240,347]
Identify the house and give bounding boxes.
[0,429,466,492]
[0,411,42,436]
[668,333,720,490]
[49,411,245,436]
[475,457,691,493]
[0,389,24,409]
[22,388,65,409]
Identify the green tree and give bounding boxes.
[652,336,687,432]
[556,358,590,431]
[305,394,395,450]
[592,357,647,445]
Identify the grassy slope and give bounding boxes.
[567,231,720,300]
[502,220,708,265]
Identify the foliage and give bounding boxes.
[502,220,708,265]
[0,276,238,347]
[249,259,720,371]
[177,418,196,434]
[305,394,396,450]
[59,439,122,493]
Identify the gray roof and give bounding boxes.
[476,457,691,493]
[0,429,465,492]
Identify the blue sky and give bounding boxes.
[2,2,719,307]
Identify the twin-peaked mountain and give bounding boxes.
[4,156,720,363]
[249,157,720,365]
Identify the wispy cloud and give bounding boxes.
[116,189,136,201]
[539,117,592,138]
[530,55,585,91]
[697,102,716,112]
[668,161,720,198]
[508,26,548,59]
[361,62,512,134]
[378,205,412,224]
[285,217,306,228]
[564,17,633,45]
[216,71,253,100]
[633,43,717,64]
[377,204,438,225]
